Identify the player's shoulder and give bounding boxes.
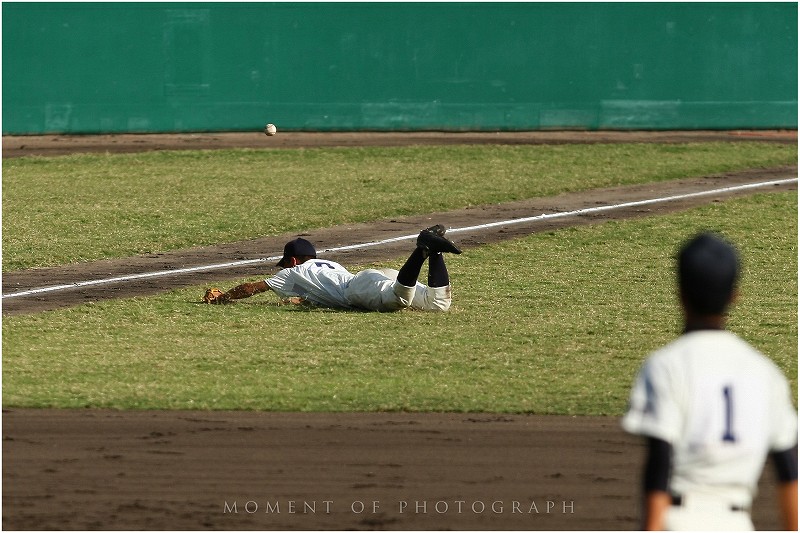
[298,258,350,272]
[644,330,741,368]
[654,329,785,376]
[656,329,749,355]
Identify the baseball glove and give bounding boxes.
[202,287,226,304]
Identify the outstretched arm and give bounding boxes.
[215,281,269,303]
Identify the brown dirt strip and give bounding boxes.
[1,409,784,530]
[3,129,797,158]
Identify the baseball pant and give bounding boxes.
[344,268,451,312]
[664,493,754,531]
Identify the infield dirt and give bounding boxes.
[2,131,796,530]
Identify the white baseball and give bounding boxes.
[264,123,277,136]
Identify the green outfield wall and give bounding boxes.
[3,2,797,134]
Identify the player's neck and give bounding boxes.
[683,313,726,333]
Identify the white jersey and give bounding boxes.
[622,330,797,507]
[265,259,354,309]
[266,262,452,312]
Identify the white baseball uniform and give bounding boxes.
[265,260,451,312]
[622,329,797,530]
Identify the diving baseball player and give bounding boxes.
[622,232,797,531]
[203,224,461,311]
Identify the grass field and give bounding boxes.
[3,145,798,415]
[2,140,796,414]
[3,142,796,271]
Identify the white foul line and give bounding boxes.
[3,177,796,300]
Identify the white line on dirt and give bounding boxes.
[3,177,796,300]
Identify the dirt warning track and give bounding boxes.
[1,409,787,530]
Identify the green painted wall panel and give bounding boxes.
[3,2,797,134]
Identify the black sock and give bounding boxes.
[427,253,450,287]
[397,247,427,287]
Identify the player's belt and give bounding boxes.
[670,494,749,513]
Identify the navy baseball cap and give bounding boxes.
[277,237,317,267]
[678,232,740,315]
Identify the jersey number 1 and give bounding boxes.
[722,385,737,443]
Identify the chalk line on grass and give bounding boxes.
[3,177,796,300]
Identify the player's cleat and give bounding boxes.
[424,224,447,237]
[417,226,462,254]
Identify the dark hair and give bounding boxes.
[678,232,740,315]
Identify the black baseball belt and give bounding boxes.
[671,494,749,513]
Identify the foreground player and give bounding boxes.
[622,232,797,531]
[203,225,461,311]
